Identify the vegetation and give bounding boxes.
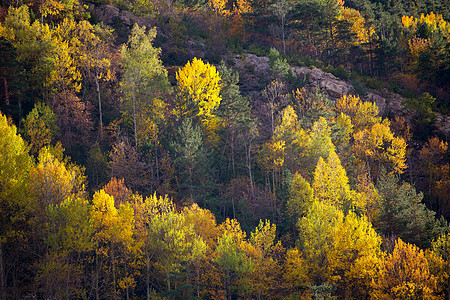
[0,0,449,298]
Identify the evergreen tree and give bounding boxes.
[376,168,447,248]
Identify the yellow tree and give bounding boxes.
[29,146,86,212]
[372,238,440,299]
[327,211,383,298]
[0,111,32,297]
[248,220,280,299]
[335,94,407,180]
[22,103,59,155]
[312,150,357,212]
[299,199,383,298]
[90,190,135,299]
[298,200,343,284]
[282,248,310,296]
[175,57,222,145]
[286,172,314,222]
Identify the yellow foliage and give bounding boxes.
[176,57,222,119]
[312,150,355,211]
[283,248,310,291]
[327,211,383,297]
[175,57,222,145]
[372,238,440,299]
[402,15,416,28]
[29,147,85,209]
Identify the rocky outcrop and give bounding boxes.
[291,67,354,100]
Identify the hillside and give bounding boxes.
[0,0,449,298]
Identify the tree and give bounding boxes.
[109,141,150,194]
[52,91,93,153]
[77,21,115,140]
[137,194,206,297]
[248,220,280,299]
[372,238,440,299]
[215,218,253,300]
[286,172,313,222]
[175,57,222,146]
[171,118,209,203]
[298,199,342,285]
[0,110,32,298]
[217,61,255,178]
[376,168,446,249]
[0,5,56,98]
[304,117,335,175]
[335,94,407,180]
[29,146,86,211]
[0,37,28,121]
[121,24,171,148]
[299,199,383,298]
[22,102,59,155]
[39,197,93,299]
[327,211,382,298]
[312,150,356,212]
[89,190,135,299]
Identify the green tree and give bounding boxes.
[121,24,171,148]
[217,61,255,178]
[376,168,446,248]
[171,118,209,203]
[22,102,59,155]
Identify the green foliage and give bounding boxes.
[268,47,290,79]
[121,24,171,147]
[22,102,59,155]
[376,168,447,248]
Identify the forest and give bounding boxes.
[0,0,449,297]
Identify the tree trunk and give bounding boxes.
[132,90,138,148]
[95,75,103,140]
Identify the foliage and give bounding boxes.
[372,238,440,299]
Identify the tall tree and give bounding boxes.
[0,111,32,298]
[121,24,171,148]
[217,61,255,178]
[175,57,222,146]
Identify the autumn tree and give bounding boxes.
[286,172,313,222]
[52,91,93,154]
[0,5,56,98]
[175,57,222,146]
[89,189,135,299]
[298,199,383,298]
[0,111,32,298]
[215,218,253,299]
[109,141,150,194]
[22,102,59,155]
[121,24,171,148]
[372,238,440,299]
[312,150,356,212]
[335,94,407,180]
